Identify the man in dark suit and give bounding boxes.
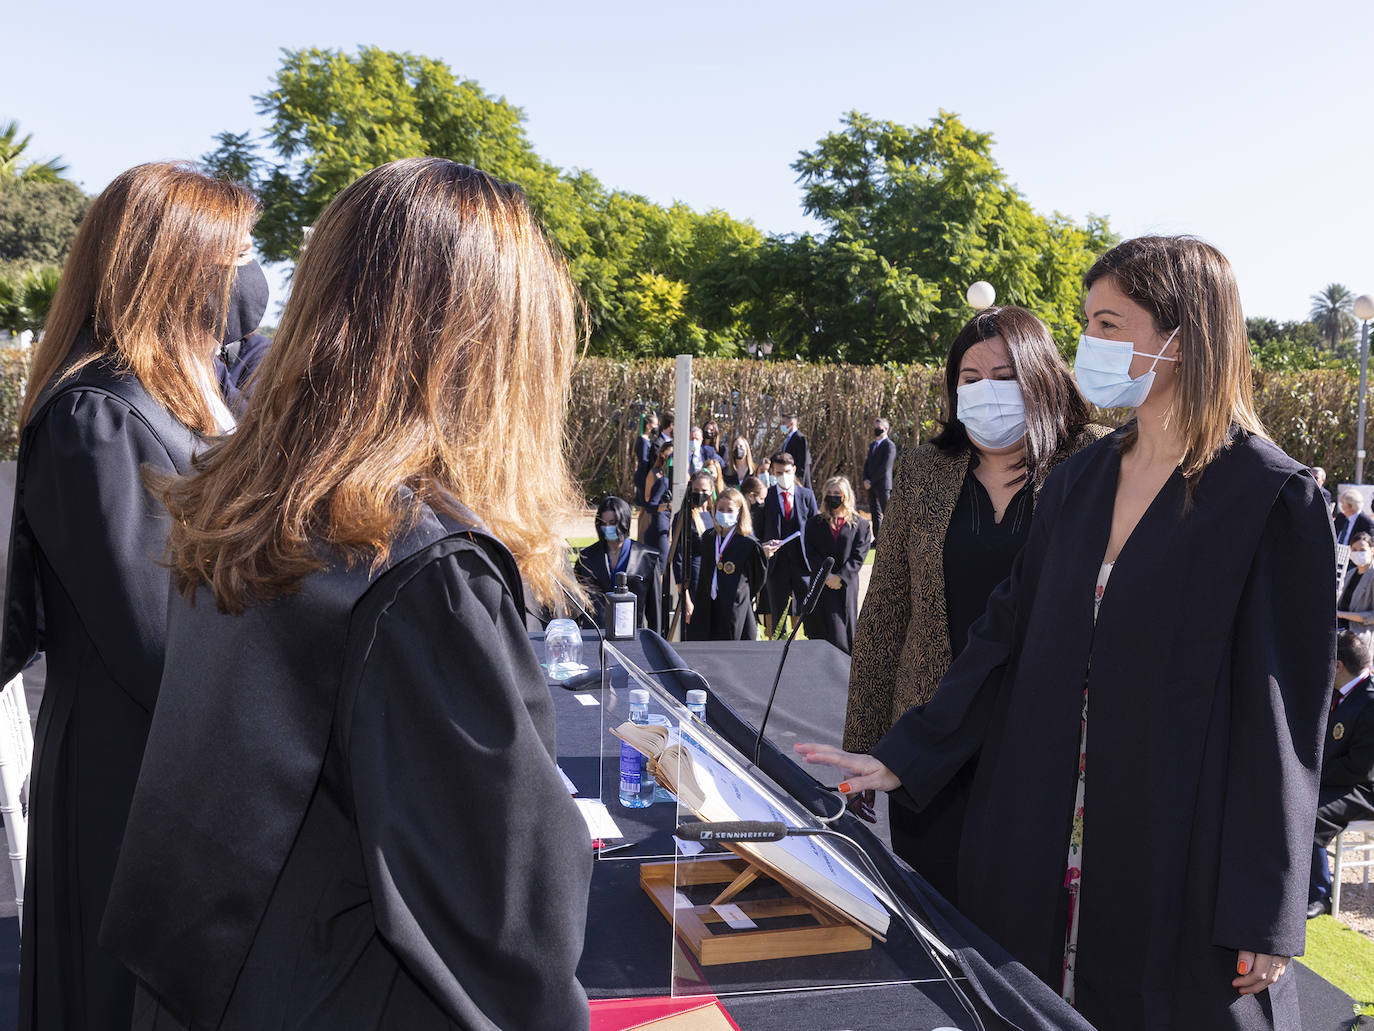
[1309,629,1374,917]
[631,412,659,506]
[1334,488,1374,546]
[760,450,816,635]
[687,425,719,476]
[779,414,811,489]
[862,417,897,542]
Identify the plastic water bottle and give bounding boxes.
[618,689,655,808]
[686,689,707,722]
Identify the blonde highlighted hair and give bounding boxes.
[820,475,858,525]
[157,158,587,612]
[715,487,754,538]
[24,161,259,433]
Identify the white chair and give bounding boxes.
[1332,819,1374,919]
[0,674,32,929]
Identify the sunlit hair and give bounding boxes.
[931,306,1092,488]
[1084,236,1265,486]
[728,436,754,476]
[716,487,753,538]
[156,158,587,613]
[820,475,858,525]
[24,161,258,433]
[701,458,726,495]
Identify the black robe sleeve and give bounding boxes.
[345,550,592,1030]
[1213,471,1334,958]
[839,517,872,584]
[19,390,180,708]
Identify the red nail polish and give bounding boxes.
[838,781,852,794]
[1237,960,1249,976]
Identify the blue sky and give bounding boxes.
[11,0,1374,327]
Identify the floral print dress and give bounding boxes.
[1062,560,1113,1007]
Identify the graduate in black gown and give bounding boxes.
[574,495,661,631]
[0,163,258,1031]
[802,475,872,654]
[683,487,767,641]
[100,159,593,1030]
[797,236,1332,1031]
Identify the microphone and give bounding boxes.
[753,555,835,765]
[675,820,818,843]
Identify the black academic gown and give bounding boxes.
[0,344,197,1031]
[100,500,592,1030]
[801,513,873,654]
[872,429,1333,1031]
[683,530,766,641]
[574,538,662,632]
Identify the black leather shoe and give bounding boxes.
[1307,899,1331,919]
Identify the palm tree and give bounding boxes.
[0,121,69,185]
[1309,283,1357,357]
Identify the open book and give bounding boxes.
[612,721,890,939]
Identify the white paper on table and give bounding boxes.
[574,693,600,707]
[574,798,624,840]
[673,836,705,857]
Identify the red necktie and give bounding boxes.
[783,491,793,520]
[1331,692,1342,720]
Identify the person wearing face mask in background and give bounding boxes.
[1333,487,1373,545]
[723,435,755,487]
[802,476,872,653]
[803,238,1334,1030]
[760,450,817,637]
[862,418,897,542]
[687,426,718,476]
[0,162,259,1031]
[842,306,1105,905]
[1337,531,1374,643]
[632,412,660,508]
[702,419,722,456]
[778,413,811,489]
[671,472,718,619]
[683,487,767,641]
[574,495,661,632]
[211,257,272,411]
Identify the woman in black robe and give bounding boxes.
[798,236,1332,1030]
[0,163,259,1031]
[99,159,593,1029]
[574,495,661,631]
[683,487,766,641]
[802,475,872,654]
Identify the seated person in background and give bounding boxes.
[1338,532,1374,638]
[683,487,766,641]
[574,496,660,632]
[1335,488,1374,545]
[1309,630,1374,917]
[802,476,873,654]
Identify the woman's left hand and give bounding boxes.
[825,574,843,590]
[1232,951,1289,995]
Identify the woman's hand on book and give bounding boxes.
[792,743,899,793]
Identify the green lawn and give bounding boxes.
[1303,915,1374,1017]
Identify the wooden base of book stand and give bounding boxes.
[640,856,873,965]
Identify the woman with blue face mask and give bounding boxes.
[843,306,1107,905]
[573,495,662,633]
[805,237,1333,1031]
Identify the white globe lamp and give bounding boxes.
[966,281,996,309]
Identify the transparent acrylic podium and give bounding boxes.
[595,641,960,1003]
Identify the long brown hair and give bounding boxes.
[158,158,587,612]
[930,305,1092,487]
[24,162,257,433]
[1083,236,1265,484]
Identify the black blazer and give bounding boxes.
[863,437,897,491]
[2,339,198,1031]
[574,539,661,632]
[1323,674,1374,808]
[102,501,592,1029]
[761,484,818,571]
[783,430,811,488]
[803,513,873,589]
[1335,509,1374,543]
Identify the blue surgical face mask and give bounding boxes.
[715,509,738,529]
[599,524,618,542]
[955,378,1026,450]
[1074,328,1180,409]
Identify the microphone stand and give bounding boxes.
[753,555,833,766]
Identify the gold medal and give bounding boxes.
[721,560,736,575]
[1334,722,1345,741]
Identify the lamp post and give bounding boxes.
[966,281,996,309]
[1356,294,1374,485]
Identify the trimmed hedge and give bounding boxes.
[569,357,1367,501]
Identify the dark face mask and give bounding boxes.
[214,260,270,346]
[690,490,711,508]
[733,445,747,459]
[873,427,884,437]
[825,494,843,509]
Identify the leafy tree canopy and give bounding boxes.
[0,177,90,278]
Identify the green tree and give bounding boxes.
[1308,283,1357,358]
[0,265,61,335]
[0,178,90,277]
[0,121,69,185]
[1247,316,1339,371]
